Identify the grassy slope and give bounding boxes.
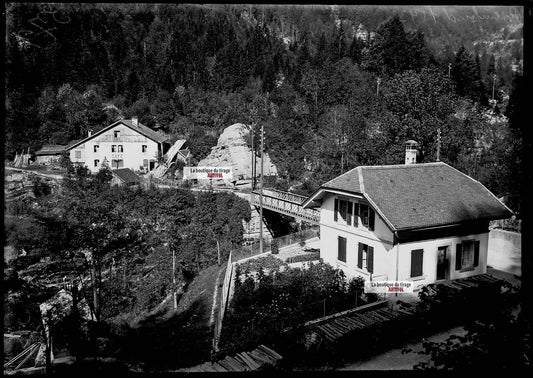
[114,263,227,371]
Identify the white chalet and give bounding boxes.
[66,117,171,173]
[302,151,512,290]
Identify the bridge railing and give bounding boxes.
[260,188,309,205]
[251,190,320,224]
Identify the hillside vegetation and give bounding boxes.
[5,4,523,213]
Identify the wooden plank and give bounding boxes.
[217,358,235,371]
[258,345,282,361]
[355,315,374,327]
[248,350,269,366]
[236,353,254,370]
[346,317,359,331]
[211,363,228,372]
[317,326,337,341]
[239,352,261,370]
[225,356,246,371]
[342,318,359,330]
[225,356,245,371]
[249,350,270,365]
[332,320,351,332]
[321,324,342,339]
[369,311,389,322]
[328,324,346,338]
[366,312,384,323]
[233,355,251,371]
[345,317,365,328]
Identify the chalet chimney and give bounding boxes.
[132,116,138,127]
[88,129,93,137]
[405,140,418,165]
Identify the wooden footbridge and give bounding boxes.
[250,188,320,224]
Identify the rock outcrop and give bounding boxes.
[197,123,277,183]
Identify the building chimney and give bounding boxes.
[88,129,93,137]
[405,140,418,165]
[132,116,138,127]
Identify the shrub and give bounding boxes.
[271,239,279,255]
[238,255,287,272]
[285,252,320,264]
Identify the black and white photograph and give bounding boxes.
[3,3,529,373]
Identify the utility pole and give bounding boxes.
[217,240,221,266]
[259,122,264,254]
[436,128,441,162]
[250,124,255,190]
[172,249,177,310]
[492,73,497,101]
[448,62,452,78]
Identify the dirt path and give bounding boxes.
[339,325,467,370]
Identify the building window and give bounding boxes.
[94,145,99,153]
[75,150,81,159]
[338,236,347,263]
[357,243,374,273]
[94,159,99,167]
[142,145,147,153]
[455,240,480,271]
[360,204,369,226]
[118,145,123,153]
[112,145,116,152]
[114,130,120,138]
[359,204,375,231]
[112,159,124,169]
[334,199,353,225]
[410,249,424,277]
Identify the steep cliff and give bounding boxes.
[197,123,278,183]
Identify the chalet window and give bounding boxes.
[142,145,147,153]
[74,150,81,159]
[410,249,424,277]
[112,145,116,152]
[334,198,353,225]
[94,159,99,167]
[339,200,347,222]
[118,145,123,153]
[94,145,99,153]
[114,130,120,138]
[338,236,347,263]
[359,204,375,230]
[455,240,480,271]
[357,243,374,273]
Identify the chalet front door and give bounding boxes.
[436,246,448,280]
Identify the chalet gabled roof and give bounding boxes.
[303,162,513,231]
[66,119,170,150]
[112,168,141,184]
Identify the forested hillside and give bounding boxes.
[5,4,524,211]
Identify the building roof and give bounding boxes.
[120,119,170,144]
[303,162,513,231]
[35,145,67,155]
[112,168,141,184]
[66,119,170,150]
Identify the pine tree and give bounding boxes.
[364,15,414,77]
[452,46,484,103]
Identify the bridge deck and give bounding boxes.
[251,188,320,224]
